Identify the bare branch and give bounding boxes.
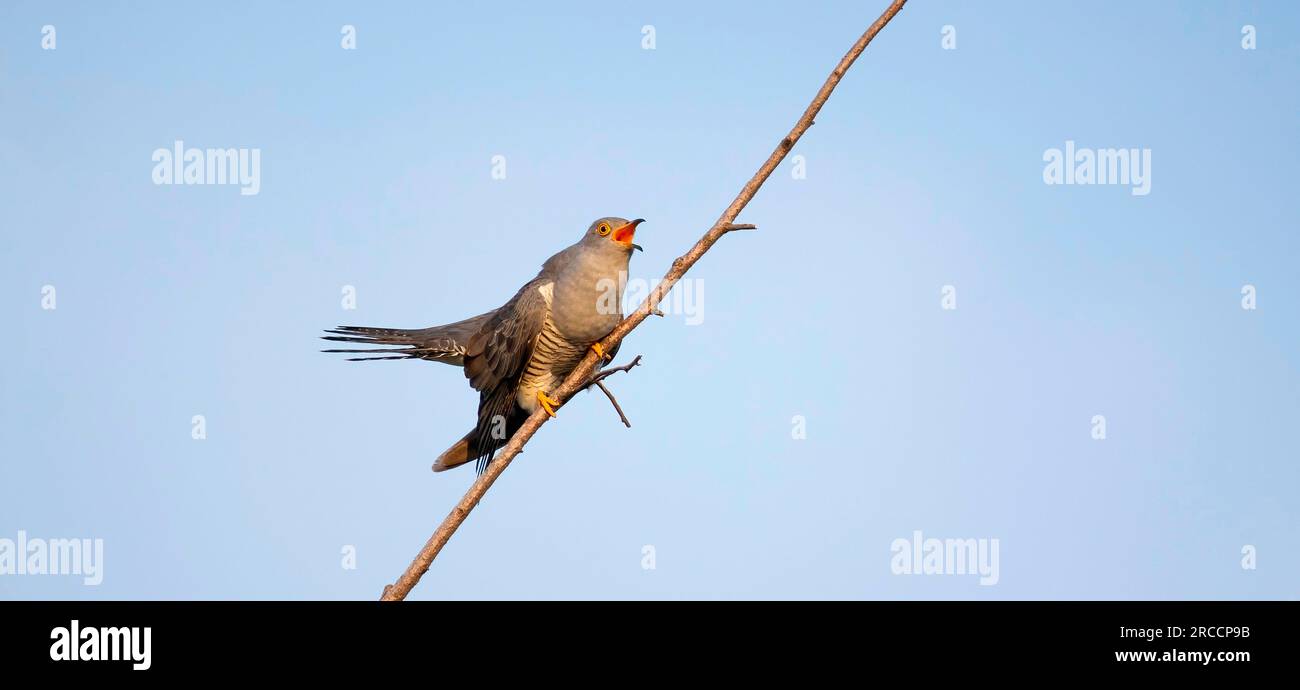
[585,355,643,387]
[581,355,643,426]
[594,381,631,428]
[380,0,909,601]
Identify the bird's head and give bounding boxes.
[582,217,644,254]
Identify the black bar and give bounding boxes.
[0,601,1290,676]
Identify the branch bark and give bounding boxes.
[380,0,908,601]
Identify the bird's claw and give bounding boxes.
[537,391,560,418]
[591,343,612,362]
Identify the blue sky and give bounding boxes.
[1,1,1297,599]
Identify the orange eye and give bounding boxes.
[597,223,611,236]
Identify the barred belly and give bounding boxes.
[516,316,588,412]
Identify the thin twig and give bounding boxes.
[583,355,643,427]
[594,381,631,428]
[380,0,909,601]
[586,355,643,386]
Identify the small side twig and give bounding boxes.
[584,355,642,426]
[724,223,758,232]
[587,354,643,386]
[594,381,632,427]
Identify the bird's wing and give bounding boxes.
[464,279,551,395]
[462,278,553,469]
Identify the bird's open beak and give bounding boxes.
[614,218,644,251]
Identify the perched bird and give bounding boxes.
[323,217,644,473]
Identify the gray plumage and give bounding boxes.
[323,216,644,473]
[321,313,491,363]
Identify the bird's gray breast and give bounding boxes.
[549,252,625,343]
[516,280,597,411]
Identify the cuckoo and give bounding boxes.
[323,217,644,473]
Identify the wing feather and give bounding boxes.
[462,279,552,471]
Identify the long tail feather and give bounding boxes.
[433,431,475,472]
[319,313,494,366]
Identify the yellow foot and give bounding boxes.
[591,343,612,362]
[536,391,560,418]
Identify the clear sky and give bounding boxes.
[1,1,1297,600]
